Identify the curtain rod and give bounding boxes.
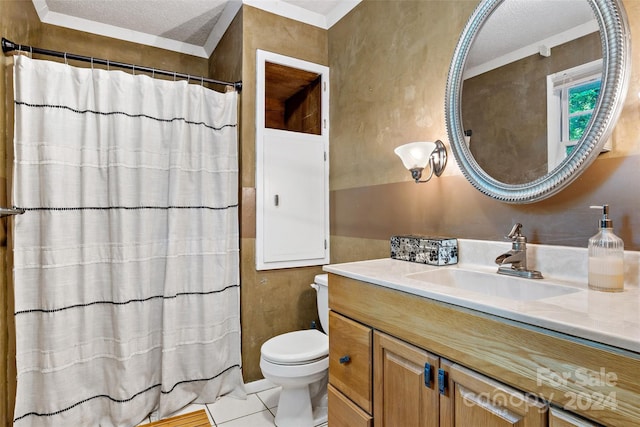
[1,38,242,92]
[0,207,25,218]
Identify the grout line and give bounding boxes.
[255,390,278,419]
[255,392,269,410]
[204,404,217,426]
[206,397,267,425]
[266,406,277,418]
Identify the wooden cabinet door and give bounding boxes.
[549,406,601,426]
[448,363,548,427]
[329,311,372,413]
[373,331,440,427]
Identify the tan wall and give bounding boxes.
[238,5,329,382]
[208,8,243,88]
[328,0,640,266]
[0,2,210,424]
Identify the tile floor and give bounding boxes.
[140,386,329,427]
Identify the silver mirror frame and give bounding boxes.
[445,0,631,204]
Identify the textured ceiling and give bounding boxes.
[31,0,596,66]
[44,0,228,46]
[32,0,361,58]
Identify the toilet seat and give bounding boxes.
[261,329,328,365]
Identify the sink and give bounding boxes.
[406,268,581,301]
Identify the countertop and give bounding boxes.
[324,256,640,354]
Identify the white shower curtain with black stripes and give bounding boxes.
[11,55,244,426]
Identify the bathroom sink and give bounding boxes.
[406,268,581,301]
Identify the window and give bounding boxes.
[547,59,602,172]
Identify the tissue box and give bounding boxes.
[390,235,458,265]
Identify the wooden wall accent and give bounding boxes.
[265,61,321,134]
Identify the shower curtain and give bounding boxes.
[11,55,244,426]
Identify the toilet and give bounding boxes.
[260,274,329,427]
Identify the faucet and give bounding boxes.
[495,223,543,279]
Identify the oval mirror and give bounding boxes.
[445,0,630,203]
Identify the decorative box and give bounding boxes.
[390,235,458,266]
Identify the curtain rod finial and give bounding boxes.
[2,37,17,53]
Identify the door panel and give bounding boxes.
[374,331,440,427]
[262,130,326,263]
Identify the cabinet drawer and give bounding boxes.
[328,384,373,427]
[449,363,547,426]
[329,311,372,413]
[549,407,601,426]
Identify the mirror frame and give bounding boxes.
[445,0,631,204]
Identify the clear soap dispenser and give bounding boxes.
[588,205,624,292]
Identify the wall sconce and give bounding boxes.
[394,140,447,183]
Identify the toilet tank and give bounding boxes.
[312,274,329,333]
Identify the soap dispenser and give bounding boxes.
[588,205,624,292]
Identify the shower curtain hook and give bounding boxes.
[201,76,204,87]
[187,74,190,83]
[29,46,32,59]
[64,52,68,65]
[107,59,110,71]
[174,72,176,82]
[90,57,94,70]
[152,68,155,78]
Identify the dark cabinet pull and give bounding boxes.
[424,362,432,388]
[339,355,351,364]
[438,368,447,395]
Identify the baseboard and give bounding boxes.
[244,378,276,394]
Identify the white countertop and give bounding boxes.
[323,240,640,354]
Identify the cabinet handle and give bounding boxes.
[274,194,279,206]
[424,362,432,388]
[339,355,351,364]
[438,368,447,395]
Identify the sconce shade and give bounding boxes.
[394,141,437,170]
[395,140,447,183]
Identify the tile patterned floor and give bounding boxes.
[139,386,328,427]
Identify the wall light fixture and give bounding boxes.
[394,140,447,183]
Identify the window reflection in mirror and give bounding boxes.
[460,0,601,185]
[547,59,603,172]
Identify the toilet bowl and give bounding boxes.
[259,274,329,427]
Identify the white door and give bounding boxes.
[262,129,327,264]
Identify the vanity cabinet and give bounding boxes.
[327,273,640,426]
[330,313,547,427]
[373,330,546,427]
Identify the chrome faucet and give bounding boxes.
[495,223,543,279]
